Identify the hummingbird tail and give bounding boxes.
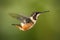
[12,24,21,27]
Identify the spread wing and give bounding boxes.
[9,13,29,23]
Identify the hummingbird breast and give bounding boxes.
[21,22,33,31]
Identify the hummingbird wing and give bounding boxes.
[9,13,29,23]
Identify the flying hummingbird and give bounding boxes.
[10,11,49,31]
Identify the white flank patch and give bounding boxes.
[20,23,25,26]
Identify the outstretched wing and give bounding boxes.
[9,13,28,23]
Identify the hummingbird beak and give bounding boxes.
[39,10,49,13]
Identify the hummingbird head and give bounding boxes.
[31,12,40,20]
[31,11,49,20]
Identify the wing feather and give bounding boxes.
[9,13,28,23]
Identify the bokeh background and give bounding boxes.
[0,0,60,40]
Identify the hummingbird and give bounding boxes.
[10,11,49,31]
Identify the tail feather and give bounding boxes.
[12,24,21,27]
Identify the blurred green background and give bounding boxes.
[0,0,60,40]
